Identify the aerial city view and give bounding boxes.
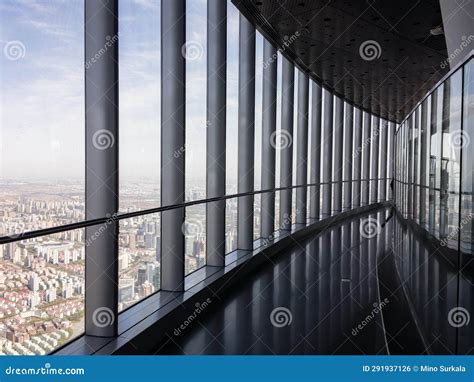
[0,179,252,355]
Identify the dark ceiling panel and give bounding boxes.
[233,0,450,122]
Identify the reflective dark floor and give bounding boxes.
[153,208,473,355]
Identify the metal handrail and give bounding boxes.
[0,178,391,244]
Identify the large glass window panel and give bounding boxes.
[420,98,431,230]
[307,82,313,218]
[254,194,261,240]
[414,110,420,223]
[274,54,283,231]
[226,0,239,196]
[185,0,207,202]
[461,60,474,255]
[440,71,462,248]
[119,1,160,213]
[119,213,161,311]
[429,87,443,237]
[254,33,263,191]
[225,198,238,254]
[292,67,299,217]
[0,229,85,354]
[0,0,84,233]
[184,205,206,275]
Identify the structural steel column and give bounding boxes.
[261,39,277,239]
[295,71,309,224]
[309,82,322,220]
[85,0,119,337]
[352,108,363,208]
[206,0,226,266]
[361,112,371,206]
[333,97,343,213]
[343,104,354,210]
[279,57,294,230]
[379,120,388,201]
[161,0,186,291]
[322,89,333,217]
[237,15,255,249]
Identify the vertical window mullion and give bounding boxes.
[160,0,186,291]
[206,0,227,266]
[261,39,277,239]
[237,14,255,250]
[333,97,344,213]
[279,57,294,230]
[84,0,119,337]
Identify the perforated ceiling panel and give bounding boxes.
[234,0,449,122]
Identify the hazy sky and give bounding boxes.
[0,0,247,189]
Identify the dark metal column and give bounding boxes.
[295,71,309,224]
[309,82,322,220]
[161,0,186,291]
[206,0,226,266]
[361,112,371,206]
[322,89,333,218]
[85,0,119,337]
[237,15,255,249]
[261,39,277,239]
[352,108,363,208]
[279,56,294,230]
[343,104,354,210]
[332,97,343,213]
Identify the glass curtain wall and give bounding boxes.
[0,0,396,355]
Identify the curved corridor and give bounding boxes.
[156,209,397,355]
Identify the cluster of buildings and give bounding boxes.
[0,183,85,355]
[0,180,264,353]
